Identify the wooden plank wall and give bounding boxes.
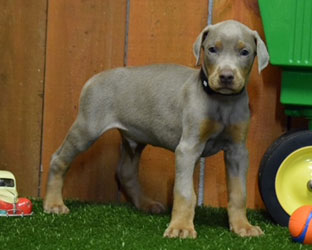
[0,0,47,197]
[0,0,286,209]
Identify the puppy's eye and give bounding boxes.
[240,49,249,56]
[208,47,217,54]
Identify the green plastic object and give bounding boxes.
[259,0,312,129]
[281,70,312,106]
[259,0,312,68]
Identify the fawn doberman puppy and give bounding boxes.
[44,20,269,238]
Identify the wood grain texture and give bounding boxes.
[127,0,208,206]
[128,0,208,66]
[0,0,47,196]
[202,0,286,209]
[41,0,127,202]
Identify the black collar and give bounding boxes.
[199,68,245,96]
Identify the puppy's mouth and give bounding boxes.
[212,85,245,95]
[215,87,236,94]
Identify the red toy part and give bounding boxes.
[0,198,33,216]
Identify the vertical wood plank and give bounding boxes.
[42,0,127,202]
[127,0,208,206]
[203,0,286,208]
[128,0,208,67]
[0,0,47,196]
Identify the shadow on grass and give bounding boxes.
[194,206,229,229]
[194,206,274,229]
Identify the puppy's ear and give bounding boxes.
[193,26,210,66]
[253,31,270,73]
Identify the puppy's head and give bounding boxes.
[193,20,269,95]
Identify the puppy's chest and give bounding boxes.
[199,117,250,157]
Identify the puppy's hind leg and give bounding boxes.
[117,137,166,214]
[44,119,102,214]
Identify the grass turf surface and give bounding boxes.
[0,200,310,250]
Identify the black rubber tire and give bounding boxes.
[259,130,312,226]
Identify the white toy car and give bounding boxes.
[0,170,32,216]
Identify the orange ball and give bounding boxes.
[289,205,312,244]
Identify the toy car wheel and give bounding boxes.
[259,130,312,226]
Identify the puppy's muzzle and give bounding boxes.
[219,69,234,86]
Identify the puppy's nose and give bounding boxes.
[219,70,234,85]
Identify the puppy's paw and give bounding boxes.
[163,226,197,239]
[44,201,70,214]
[231,223,264,237]
[139,198,166,214]
[145,201,166,214]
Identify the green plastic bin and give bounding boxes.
[259,0,312,128]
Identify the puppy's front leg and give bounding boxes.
[164,141,202,239]
[225,144,263,237]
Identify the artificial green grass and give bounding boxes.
[0,200,310,250]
